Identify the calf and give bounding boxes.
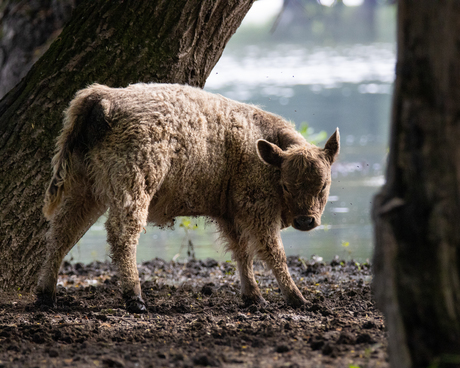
[38,83,340,312]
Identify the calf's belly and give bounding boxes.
[146,191,223,227]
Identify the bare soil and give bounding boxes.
[0,257,388,368]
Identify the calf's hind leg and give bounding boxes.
[37,182,106,306]
[105,190,150,313]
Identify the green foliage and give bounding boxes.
[342,240,353,259]
[179,217,198,231]
[298,122,328,145]
[225,260,236,276]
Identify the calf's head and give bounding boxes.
[257,129,340,231]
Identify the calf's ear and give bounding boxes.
[256,139,284,168]
[324,128,340,163]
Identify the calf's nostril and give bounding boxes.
[294,216,315,230]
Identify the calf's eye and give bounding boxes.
[321,184,327,192]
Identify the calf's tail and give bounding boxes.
[43,84,110,219]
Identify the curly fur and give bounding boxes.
[39,83,340,309]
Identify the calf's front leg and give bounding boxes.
[255,231,307,307]
[218,219,266,306]
[236,252,267,306]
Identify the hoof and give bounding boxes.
[35,293,57,309]
[125,296,147,314]
[242,294,268,307]
[286,295,307,309]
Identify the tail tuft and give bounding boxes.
[43,84,110,219]
[43,177,64,219]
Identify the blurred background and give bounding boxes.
[66,0,396,264]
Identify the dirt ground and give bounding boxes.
[0,256,388,368]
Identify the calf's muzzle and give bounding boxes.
[293,215,317,231]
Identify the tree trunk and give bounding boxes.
[0,0,254,291]
[0,0,76,99]
[373,1,460,367]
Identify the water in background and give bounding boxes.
[66,0,395,264]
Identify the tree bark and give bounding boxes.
[0,0,254,291]
[0,0,76,99]
[373,1,460,367]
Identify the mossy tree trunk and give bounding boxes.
[373,1,460,367]
[0,0,254,291]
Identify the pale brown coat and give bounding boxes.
[39,83,340,312]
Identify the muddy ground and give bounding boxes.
[0,257,387,368]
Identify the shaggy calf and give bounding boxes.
[38,83,340,313]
